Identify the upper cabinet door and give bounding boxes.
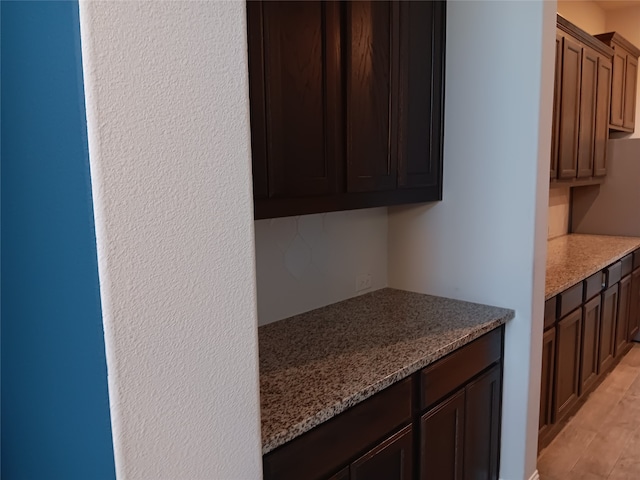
[558,37,582,179]
[550,33,563,180]
[248,1,342,199]
[594,56,612,177]
[610,46,626,128]
[623,54,638,130]
[577,48,598,179]
[345,1,398,193]
[397,1,445,191]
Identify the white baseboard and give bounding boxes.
[499,471,539,480]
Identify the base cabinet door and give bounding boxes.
[350,425,413,480]
[463,365,501,480]
[539,328,556,439]
[420,389,465,480]
[630,269,640,340]
[599,284,619,372]
[616,275,632,355]
[554,308,582,421]
[581,296,601,394]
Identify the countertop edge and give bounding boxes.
[261,310,514,454]
[545,242,640,300]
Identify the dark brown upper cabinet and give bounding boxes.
[595,32,640,133]
[247,1,446,219]
[550,33,562,180]
[594,56,612,177]
[552,16,614,186]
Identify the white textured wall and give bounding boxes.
[255,209,388,325]
[572,138,640,235]
[557,0,606,34]
[548,187,571,239]
[388,1,555,479]
[79,1,262,479]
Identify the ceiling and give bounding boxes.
[596,0,640,11]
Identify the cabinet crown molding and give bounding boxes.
[594,32,640,59]
[557,15,614,58]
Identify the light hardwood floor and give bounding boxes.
[538,343,640,480]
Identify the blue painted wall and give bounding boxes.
[1,2,116,478]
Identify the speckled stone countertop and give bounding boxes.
[258,288,514,454]
[546,234,640,299]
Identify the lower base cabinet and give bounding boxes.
[599,284,619,373]
[630,269,640,339]
[264,327,504,480]
[332,425,413,480]
[539,328,556,438]
[554,309,582,422]
[421,365,502,480]
[539,251,640,451]
[421,389,465,480]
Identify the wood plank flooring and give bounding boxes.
[538,344,640,480]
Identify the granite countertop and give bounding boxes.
[258,288,514,454]
[546,234,640,299]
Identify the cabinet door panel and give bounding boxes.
[397,1,444,190]
[329,467,350,480]
[581,296,601,394]
[616,275,631,356]
[577,49,598,178]
[599,284,619,373]
[346,1,398,193]
[420,389,465,480]
[554,308,582,421]
[623,55,637,130]
[464,365,501,480]
[558,37,582,179]
[630,269,640,340]
[256,1,342,198]
[594,56,611,177]
[551,33,563,180]
[611,47,626,127]
[351,425,413,480]
[539,328,556,437]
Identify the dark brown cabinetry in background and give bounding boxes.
[552,16,614,185]
[599,284,619,373]
[595,32,640,133]
[554,308,582,421]
[539,250,640,451]
[247,1,446,219]
[539,326,556,438]
[630,263,640,340]
[263,328,504,480]
[580,295,601,394]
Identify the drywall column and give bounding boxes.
[79,2,262,479]
[388,2,555,479]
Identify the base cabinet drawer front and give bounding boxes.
[585,270,605,302]
[554,308,582,421]
[350,425,413,480]
[420,389,465,480]
[420,328,502,410]
[539,328,556,436]
[599,284,619,373]
[559,282,584,319]
[580,295,601,395]
[263,378,412,480]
